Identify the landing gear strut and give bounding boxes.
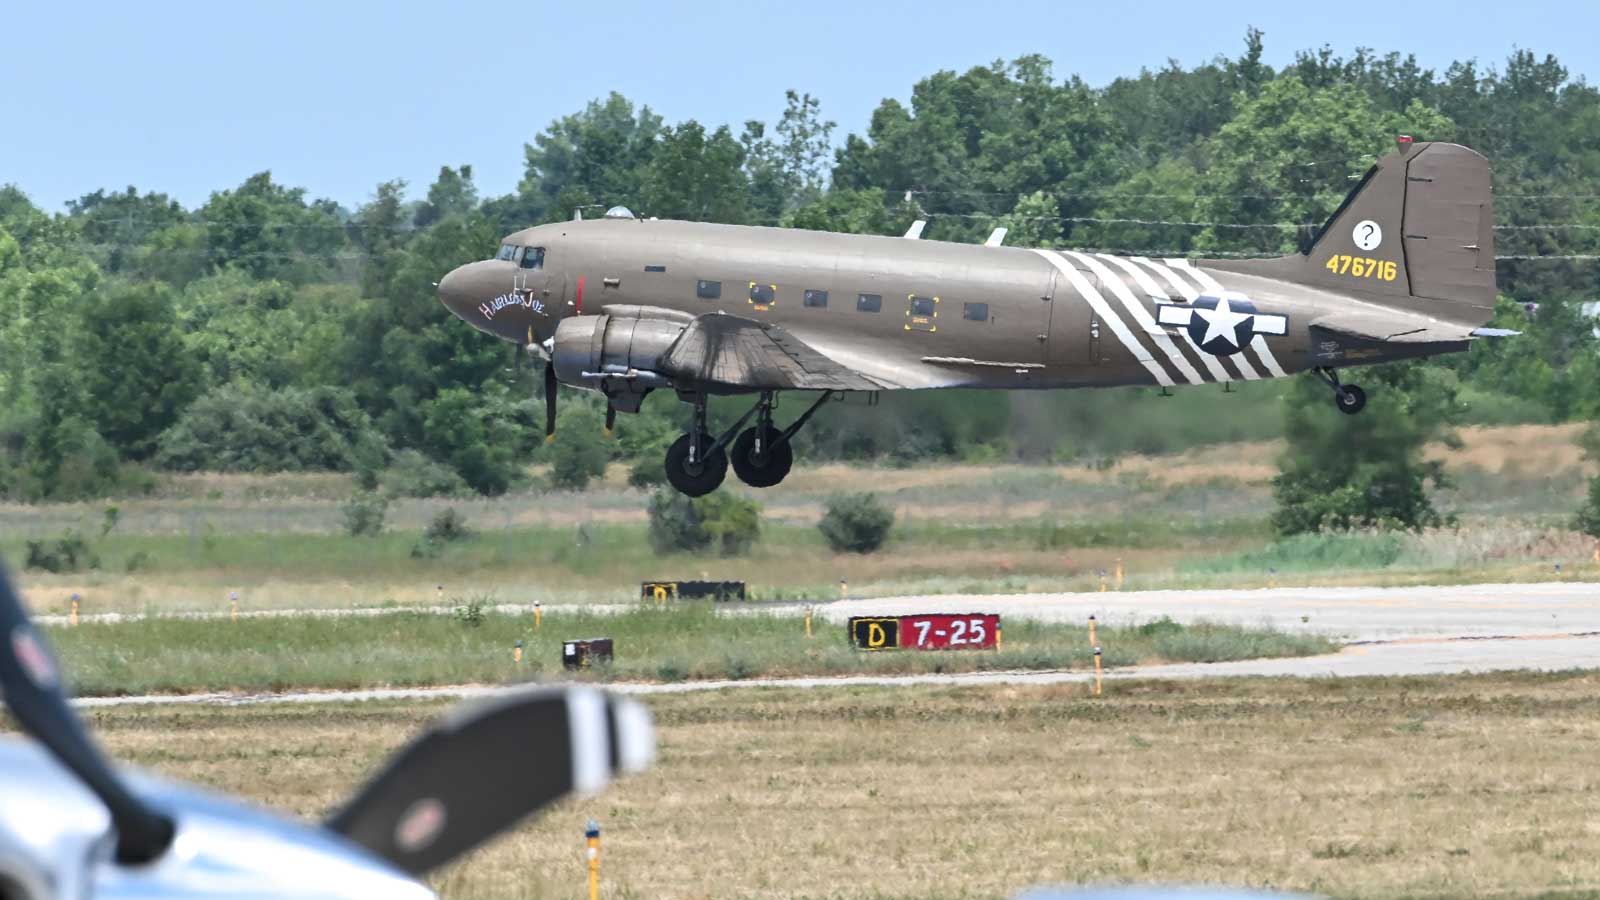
[663,391,833,496]
[1314,367,1367,415]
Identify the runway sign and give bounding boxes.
[848,614,999,651]
[562,637,614,669]
[640,581,747,602]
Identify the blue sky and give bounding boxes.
[3,0,1595,212]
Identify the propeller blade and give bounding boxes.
[325,685,653,877]
[543,362,558,443]
[604,404,616,437]
[0,565,174,864]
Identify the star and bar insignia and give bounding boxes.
[1157,294,1288,356]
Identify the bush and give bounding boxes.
[383,449,470,498]
[548,426,609,491]
[413,507,473,558]
[342,491,388,537]
[647,489,762,556]
[24,531,99,573]
[627,454,667,489]
[1578,476,1600,540]
[818,492,895,553]
[156,383,389,473]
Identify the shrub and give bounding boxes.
[156,384,389,473]
[382,449,470,498]
[627,454,667,489]
[647,489,762,556]
[1578,476,1600,540]
[342,491,388,537]
[413,507,472,558]
[818,492,895,553]
[24,531,99,573]
[548,426,609,491]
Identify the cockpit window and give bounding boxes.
[521,247,545,270]
[496,243,517,261]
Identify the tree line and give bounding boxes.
[3,31,1598,534]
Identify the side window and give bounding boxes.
[857,293,882,313]
[963,302,989,322]
[804,289,828,309]
[748,282,777,311]
[521,247,545,270]
[910,296,937,317]
[696,279,721,300]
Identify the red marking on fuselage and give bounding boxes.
[575,275,585,315]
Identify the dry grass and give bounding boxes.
[32,671,1600,899]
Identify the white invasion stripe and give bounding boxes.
[1169,258,1225,293]
[1097,254,1226,384]
[1132,258,1250,381]
[1251,335,1288,377]
[1032,250,1174,387]
[1064,252,1203,385]
[566,687,610,794]
[1167,259,1283,378]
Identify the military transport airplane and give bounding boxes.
[439,139,1505,497]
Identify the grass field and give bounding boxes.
[5,424,1596,615]
[42,605,1332,695]
[38,671,1600,899]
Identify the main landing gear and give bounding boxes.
[663,391,832,496]
[1314,367,1367,415]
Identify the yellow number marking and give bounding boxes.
[1324,254,1397,282]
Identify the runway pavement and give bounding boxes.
[64,581,1600,708]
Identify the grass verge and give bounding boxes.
[44,604,1332,696]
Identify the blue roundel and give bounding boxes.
[1187,295,1261,356]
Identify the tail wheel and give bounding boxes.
[1336,384,1367,415]
[664,433,727,496]
[731,426,793,488]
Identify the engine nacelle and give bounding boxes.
[550,311,685,412]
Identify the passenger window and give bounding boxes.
[963,302,989,322]
[496,243,517,261]
[857,293,882,313]
[697,280,721,300]
[804,289,828,309]
[910,296,937,317]
[521,247,545,270]
[748,282,777,310]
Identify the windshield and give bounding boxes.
[521,247,545,270]
[496,243,517,261]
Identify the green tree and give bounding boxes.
[420,387,528,495]
[71,282,201,458]
[640,121,751,222]
[1272,364,1460,535]
[519,93,662,218]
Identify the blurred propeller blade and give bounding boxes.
[543,362,558,443]
[604,404,617,437]
[0,565,175,864]
[325,685,654,877]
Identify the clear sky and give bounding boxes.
[3,0,1595,212]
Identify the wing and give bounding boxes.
[657,313,887,391]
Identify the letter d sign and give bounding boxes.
[868,622,886,648]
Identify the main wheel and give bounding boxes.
[664,432,727,496]
[731,426,794,488]
[1335,384,1367,415]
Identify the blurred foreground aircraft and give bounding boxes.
[441,139,1507,496]
[0,566,654,900]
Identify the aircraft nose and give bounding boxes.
[437,265,475,321]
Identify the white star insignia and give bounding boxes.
[1193,295,1252,349]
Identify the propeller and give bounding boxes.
[604,404,617,437]
[0,564,175,864]
[543,361,559,443]
[325,685,653,876]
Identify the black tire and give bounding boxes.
[664,432,727,496]
[1336,384,1367,415]
[731,426,794,488]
